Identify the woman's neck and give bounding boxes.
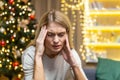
[44,50,60,58]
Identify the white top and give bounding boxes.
[22,46,87,80]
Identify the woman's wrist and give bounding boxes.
[35,48,44,57]
[68,55,79,68]
[35,54,42,61]
[35,56,43,67]
[70,63,79,68]
[35,54,42,59]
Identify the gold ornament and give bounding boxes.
[22,0,28,3]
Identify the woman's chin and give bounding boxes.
[52,48,62,53]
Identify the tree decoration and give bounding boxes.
[12,61,19,67]
[9,0,14,4]
[30,14,35,20]
[22,0,28,3]
[0,1,4,8]
[0,0,37,80]
[0,40,6,47]
[0,27,5,33]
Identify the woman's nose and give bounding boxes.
[53,35,59,43]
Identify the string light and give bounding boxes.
[82,0,120,62]
[60,0,86,61]
[64,0,83,10]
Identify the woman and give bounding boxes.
[22,10,88,80]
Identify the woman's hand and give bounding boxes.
[35,26,47,57]
[34,26,47,80]
[61,35,77,67]
[62,35,88,80]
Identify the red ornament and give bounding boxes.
[11,36,14,39]
[13,61,19,67]
[0,40,6,47]
[9,0,14,4]
[15,78,20,80]
[30,15,35,20]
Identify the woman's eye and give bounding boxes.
[58,33,65,37]
[47,33,55,37]
[47,32,66,37]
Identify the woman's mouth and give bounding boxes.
[52,45,61,49]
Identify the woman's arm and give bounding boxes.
[63,52,87,80]
[33,26,47,80]
[34,56,45,80]
[62,35,88,80]
[71,65,87,80]
[22,47,35,80]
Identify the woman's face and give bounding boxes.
[45,22,67,54]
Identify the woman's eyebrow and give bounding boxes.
[47,31,66,33]
[47,32,66,35]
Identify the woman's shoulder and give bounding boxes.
[24,46,35,52]
[71,48,78,54]
[22,46,35,71]
[71,48,81,63]
[22,46,35,59]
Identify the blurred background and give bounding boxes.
[0,0,120,80]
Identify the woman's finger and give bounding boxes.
[64,35,71,51]
[37,25,47,41]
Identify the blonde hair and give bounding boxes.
[27,10,74,48]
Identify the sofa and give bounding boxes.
[84,68,96,80]
[83,57,120,80]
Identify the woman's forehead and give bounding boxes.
[47,22,66,31]
[47,27,66,33]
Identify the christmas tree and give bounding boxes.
[0,0,37,80]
